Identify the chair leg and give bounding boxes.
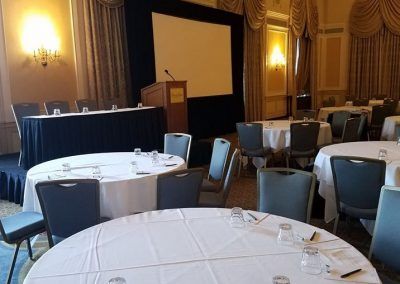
[6,242,21,284]
[333,214,340,235]
[27,237,34,260]
[285,156,289,168]
[237,156,242,177]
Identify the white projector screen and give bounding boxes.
[152,13,233,98]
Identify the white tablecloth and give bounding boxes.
[381,116,400,141]
[313,141,400,224]
[317,106,372,122]
[22,152,186,219]
[24,208,380,284]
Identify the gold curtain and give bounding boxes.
[218,0,267,122]
[83,0,130,107]
[348,0,400,99]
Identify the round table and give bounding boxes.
[313,141,400,224]
[381,115,400,141]
[22,152,186,219]
[317,106,372,122]
[23,208,380,284]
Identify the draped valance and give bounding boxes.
[350,0,400,37]
[97,0,124,8]
[290,0,319,39]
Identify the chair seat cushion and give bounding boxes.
[200,179,220,193]
[198,192,224,208]
[285,147,316,158]
[242,147,270,157]
[340,202,377,220]
[1,212,44,243]
[52,235,66,245]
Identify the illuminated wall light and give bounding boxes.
[21,15,60,66]
[270,45,286,71]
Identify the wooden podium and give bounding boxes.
[141,81,188,133]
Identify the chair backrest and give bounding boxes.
[357,113,368,140]
[11,103,40,137]
[322,96,335,107]
[236,123,263,151]
[296,109,316,120]
[35,179,100,247]
[341,118,361,143]
[75,99,98,112]
[157,168,203,210]
[369,186,400,272]
[371,104,392,126]
[331,111,351,137]
[208,138,231,183]
[44,101,70,115]
[396,123,400,139]
[257,168,316,223]
[164,133,192,163]
[383,98,398,115]
[290,122,320,153]
[330,156,386,219]
[353,98,369,106]
[374,94,387,100]
[221,149,240,203]
[103,98,122,110]
[345,95,356,102]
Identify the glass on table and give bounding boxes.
[151,150,159,165]
[53,108,61,116]
[301,246,322,275]
[111,104,118,111]
[91,166,102,179]
[378,148,387,160]
[108,277,126,284]
[129,161,138,174]
[230,207,245,228]
[137,102,143,108]
[303,117,309,122]
[82,107,89,113]
[277,223,294,246]
[134,148,141,156]
[272,275,290,284]
[61,163,71,173]
[268,121,274,127]
[397,137,400,146]
[288,116,294,123]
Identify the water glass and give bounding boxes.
[151,150,159,165]
[129,161,138,174]
[61,163,71,173]
[301,246,322,274]
[82,107,89,113]
[288,116,294,123]
[91,166,102,179]
[272,275,290,284]
[108,277,126,284]
[378,148,387,160]
[397,137,400,146]
[111,104,118,111]
[268,121,274,127]
[53,108,61,116]
[137,102,143,108]
[303,117,309,122]
[230,207,245,228]
[277,223,294,246]
[134,148,141,155]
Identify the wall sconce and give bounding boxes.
[270,45,286,71]
[21,15,60,67]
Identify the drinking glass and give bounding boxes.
[108,277,126,284]
[378,148,387,160]
[277,223,294,246]
[112,104,118,111]
[272,275,290,284]
[301,246,322,274]
[134,148,141,155]
[130,161,138,174]
[268,121,274,127]
[61,163,71,173]
[82,107,89,113]
[397,137,400,146]
[230,207,245,228]
[137,102,143,108]
[288,116,294,123]
[151,150,159,165]
[53,108,61,116]
[91,166,102,179]
[303,117,309,122]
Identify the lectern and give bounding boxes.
[141,81,188,133]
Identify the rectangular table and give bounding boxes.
[20,107,165,169]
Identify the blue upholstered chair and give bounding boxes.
[201,138,231,193]
[11,102,40,138]
[164,133,192,163]
[257,168,316,223]
[35,179,101,247]
[103,97,123,110]
[331,111,351,138]
[44,100,70,115]
[295,109,316,121]
[285,122,320,168]
[369,186,400,282]
[333,117,361,143]
[199,149,239,208]
[157,168,203,210]
[353,98,369,106]
[330,156,386,235]
[395,123,400,140]
[236,123,271,176]
[369,104,392,140]
[383,98,398,115]
[0,212,45,284]
[357,112,368,140]
[75,99,98,112]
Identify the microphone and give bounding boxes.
[164,69,176,81]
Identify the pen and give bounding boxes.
[310,231,317,241]
[341,268,362,278]
[247,212,258,221]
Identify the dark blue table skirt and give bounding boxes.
[21,107,165,170]
[0,153,26,205]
